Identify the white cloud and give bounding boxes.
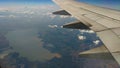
[48,25,58,28]
[80,30,94,34]
[46,12,52,16]
[93,40,100,45]
[8,15,17,18]
[78,35,86,40]
[50,15,56,19]
[0,15,6,18]
[0,5,62,19]
[44,12,57,19]
[60,15,70,18]
[0,14,17,18]
[0,5,57,15]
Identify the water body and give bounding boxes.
[6,29,56,62]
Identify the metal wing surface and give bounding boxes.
[52,0,120,65]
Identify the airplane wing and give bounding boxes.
[52,0,120,65]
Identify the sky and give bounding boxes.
[0,0,53,6]
[0,0,51,3]
[0,0,120,10]
[0,0,52,4]
[0,0,120,4]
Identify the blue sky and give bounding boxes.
[0,0,120,10]
[0,0,53,4]
[0,0,51,2]
[0,0,119,4]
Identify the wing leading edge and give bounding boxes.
[52,0,120,66]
